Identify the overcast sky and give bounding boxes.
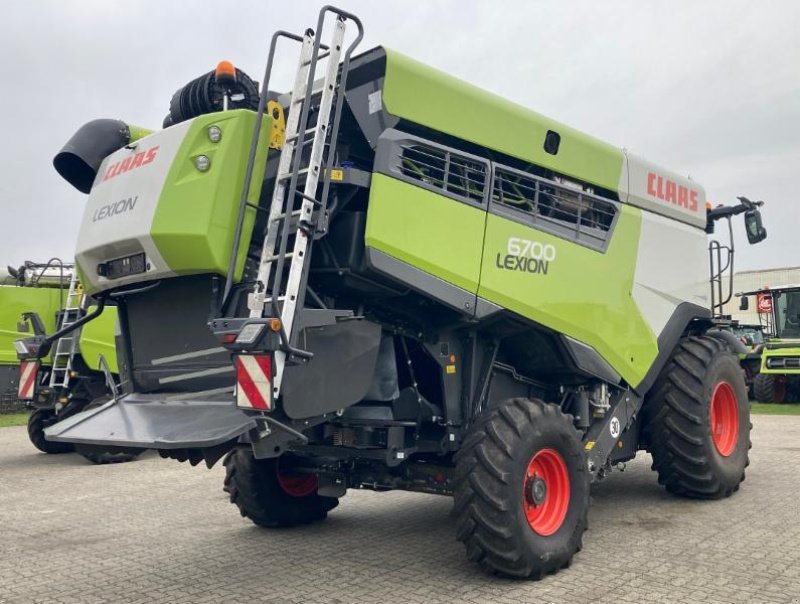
[1,0,797,272]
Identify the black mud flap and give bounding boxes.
[44,395,257,450]
[282,320,382,419]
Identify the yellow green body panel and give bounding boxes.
[127,124,153,142]
[0,286,61,366]
[78,306,118,374]
[759,344,800,375]
[478,206,657,386]
[381,48,625,193]
[364,174,486,293]
[365,173,658,386]
[151,110,271,280]
[76,109,270,295]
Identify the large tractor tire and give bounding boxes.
[644,336,751,499]
[75,444,143,465]
[753,373,785,403]
[73,398,144,464]
[27,409,74,454]
[225,448,338,527]
[453,398,589,579]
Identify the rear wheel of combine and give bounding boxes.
[753,373,785,403]
[27,409,74,454]
[644,336,751,499]
[225,448,338,528]
[73,398,144,464]
[453,398,589,579]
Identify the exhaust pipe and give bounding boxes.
[53,120,152,193]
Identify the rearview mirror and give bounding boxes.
[739,296,749,311]
[16,320,29,333]
[744,209,767,244]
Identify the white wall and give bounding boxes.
[720,266,800,323]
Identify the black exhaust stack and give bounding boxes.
[53,119,133,193]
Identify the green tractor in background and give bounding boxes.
[2,260,141,463]
[1,261,65,414]
[738,286,800,403]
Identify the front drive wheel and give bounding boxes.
[644,336,751,499]
[27,409,74,454]
[224,449,338,528]
[453,398,589,579]
[753,373,785,403]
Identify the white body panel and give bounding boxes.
[619,151,706,229]
[633,210,710,338]
[75,120,192,292]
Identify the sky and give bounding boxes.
[1,0,798,272]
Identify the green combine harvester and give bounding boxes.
[25,7,769,578]
[2,260,140,463]
[1,261,66,413]
[738,286,800,402]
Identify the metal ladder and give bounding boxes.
[241,8,363,398]
[48,272,84,391]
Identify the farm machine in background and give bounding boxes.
[24,6,769,578]
[4,259,140,463]
[737,285,800,403]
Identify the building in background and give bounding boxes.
[721,266,800,323]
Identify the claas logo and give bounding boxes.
[646,171,699,212]
[102,146,159,183]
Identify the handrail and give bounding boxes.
[221,30,306,310]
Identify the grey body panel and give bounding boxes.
[283,320,383,419]
[123,275,233,393]
[365,248,477,316]
[0,364,19,397]
[562,336,622,385]
[44,394,256,449]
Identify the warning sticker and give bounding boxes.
[368,90,382,114]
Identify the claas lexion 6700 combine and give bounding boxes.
[20,6,769,578]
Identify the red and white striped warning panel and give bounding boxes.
[235,355,273,411]
[18,361,39,400]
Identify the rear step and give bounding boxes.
[44,395,256,450]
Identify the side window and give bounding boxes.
[375,130,490,207]
[492,166,618,250]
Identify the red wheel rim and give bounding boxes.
[276,463,318,497]
[710,381,739,457]
[523,448,570,537]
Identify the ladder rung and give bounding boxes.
[263,252,294,262]
[285,127,318,143]
[302,49,331,66]
[293,190,322,206]
[278,167,311,181]
[272,209,303,222]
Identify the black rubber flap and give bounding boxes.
[282,320,382,420]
